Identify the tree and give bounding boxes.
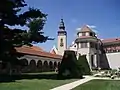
[78,55,91,75]
[0,0,53,74]
[58,50,83,79]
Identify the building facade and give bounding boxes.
[0,45,62,74]
[53,19,120,70]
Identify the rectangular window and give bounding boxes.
[82,33,86,36]
[81,42,88,48]
[89,32,93,36]
[90,42,96,48]
[91,55,94,67]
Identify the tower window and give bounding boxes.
[81,42,88,48]
[90,32,93,36]
[82,32,86,36]
[60,38,64,47]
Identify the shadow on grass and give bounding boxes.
[0,73,83,83]
[0,73,58,83]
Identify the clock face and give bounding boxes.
[60,38,64,47]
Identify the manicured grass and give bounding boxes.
[0,79,77,90]
[73,79,120,90]
[0,71,78,90]
[22,71,57,75]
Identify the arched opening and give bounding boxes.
[58,62,61,68]
[43,61,48,72]
[54,62,57,69]
[54,62,58,72]
[49,61,53,71]
[37,60,42,72]
[0,62,2,73]
[91,55,95,69]
[29,60,36,72]
[20,59,28,73]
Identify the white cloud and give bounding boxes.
[87,25,96,29]
[76,27,81,31]
[93,29,98,33]
[87,25,98,33]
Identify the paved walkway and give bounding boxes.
[50,76,120,90]
[50,76,94,90]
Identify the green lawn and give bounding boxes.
[0,79,77,90]
[73,79,120,90]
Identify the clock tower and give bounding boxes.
[57,19,67,55]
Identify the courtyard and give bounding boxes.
[0,72,77,90]
[73,79,120,90]
[0,74,120,90]
[0,79,77,90]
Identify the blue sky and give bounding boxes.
[24,0,120,51]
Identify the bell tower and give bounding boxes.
[57,19,67,55]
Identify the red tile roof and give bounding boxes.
[102,38,120,43]
[116,46,120,49]
[81,25,93,32]
[30,46,44,51]
[15,46,62,59]
[50,49,57,54]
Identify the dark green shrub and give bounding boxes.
[78,55,91,75]
[58,50,83,79]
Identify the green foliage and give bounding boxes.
[78,55,91,75]
[0,0,53,70]
[58,50,83,79]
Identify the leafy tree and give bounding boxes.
[0,0,53,74]
[58,50,83,79]
[78,55,91,75]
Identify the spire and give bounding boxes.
[59,19,65,30]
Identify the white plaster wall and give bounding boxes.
[106,52,120,69]
[86,32,89,36]
[57,35,67,55]
[78,48,89,55]
[19,55,61,65]
[89,48,97,54]
[78,33,82,37]
[69,47,77,51]
[69,44,77,52]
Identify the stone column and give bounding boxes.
[94,55,97,68]
[87,53,92,70]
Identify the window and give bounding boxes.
[74,45,76,47]
[81,42,88,48]
[82,32,86,36]
[91,55,94,67]
[89,32,93,36]
[90,42,95,48]
[60,38,64,47]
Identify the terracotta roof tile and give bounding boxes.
[102,38,120,43]
[77,25,94,33]
[23,45,44,51]
[31,46,44,51]
[50,49,57,54]
[15,46,62,60]
[81,25,92,32]
[116,46,120,49]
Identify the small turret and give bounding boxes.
[59,19,65,30]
